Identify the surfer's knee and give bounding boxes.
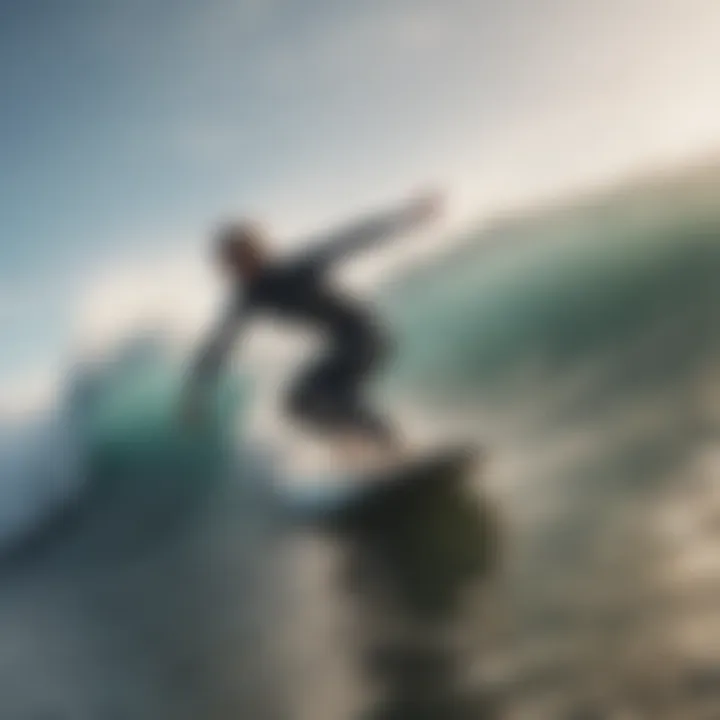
[285,383,330,427]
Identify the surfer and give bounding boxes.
[182,191,444,464]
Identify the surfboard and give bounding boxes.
[281,443,480,528]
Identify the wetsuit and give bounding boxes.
[191,201,425,442]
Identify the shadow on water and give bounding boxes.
[316,456,502,719]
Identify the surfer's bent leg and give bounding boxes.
[285,332,395,447]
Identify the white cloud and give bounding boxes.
[70,250,220,352]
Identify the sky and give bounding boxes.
[2,0,720,416]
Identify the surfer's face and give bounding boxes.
[216,222,269,279]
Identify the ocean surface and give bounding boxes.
[0,167,718,719]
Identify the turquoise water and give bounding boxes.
[388,214,717,400]
[76,360,244,473]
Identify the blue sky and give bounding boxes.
[2,0,720,414]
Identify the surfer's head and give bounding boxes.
[214,220,269,279]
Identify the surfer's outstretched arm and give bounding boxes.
[297,190,443,270]
[183,304,245,421]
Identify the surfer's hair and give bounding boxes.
[214,220,266,263]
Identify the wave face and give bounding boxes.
[0,413,83,552]
[0,334,247,563]
[385,203,719,407]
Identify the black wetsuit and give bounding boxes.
[193,202,422,442]
[245,258,392,440]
